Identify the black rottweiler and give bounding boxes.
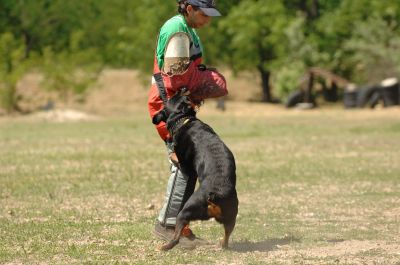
[153,89,238,251]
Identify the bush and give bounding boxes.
[0,32,27,113]
[41,31,102,103]
[272,61,306,99]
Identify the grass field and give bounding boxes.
[1,103,400,264]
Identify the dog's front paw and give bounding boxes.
[160,240,178,251]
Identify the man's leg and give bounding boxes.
[154,144,194,241]
[157,160,187,227]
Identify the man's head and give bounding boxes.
[186,0,221,17]
[178,0,221,28]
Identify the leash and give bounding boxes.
[153,72,168,105]
[153,72,198,138]
[152,72,171,126]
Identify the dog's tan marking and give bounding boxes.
[207,200,222,219]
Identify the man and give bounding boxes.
[147,0,228,244]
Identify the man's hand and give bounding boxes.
[169,152,179,166]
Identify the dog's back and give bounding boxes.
[176,121,236,199]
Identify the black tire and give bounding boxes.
[286,90,305,108]
[368,91,382,109]
[381,85,399,107]
[343,90,358,108]
[286,90,316,108]
[323,85,338,102]
[356,85,379,108]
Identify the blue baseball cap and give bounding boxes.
[187,0,221,17]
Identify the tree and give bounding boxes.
[0,32,27,113]
[344,16,400,84]
[196,0,242,65]
[220,0,290,102]
[1,0,66,58]
[41,31,102,103]
[312,0,400,84]
[101,0,175,71]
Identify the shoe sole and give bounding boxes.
[153,226,212,249]
[153,229,173,242]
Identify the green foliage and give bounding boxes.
[311,0,400,82]
[42,51,101,102]
[197,0,242,65]
[273,61,306,98]
[41,36,102,102]
[2,0,400,104]
[0,32,26,113]
[220,0,289,72]
[116,1,175,71]
[271,16,309,97]
[344,16,400,83]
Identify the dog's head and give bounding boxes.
[152,88,196,126]
[166,88,192,114]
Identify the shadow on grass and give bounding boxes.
[230,236,300,253]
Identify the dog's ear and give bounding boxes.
[166,95,189,113]
[152,109,168,125]
[180,87,190,96]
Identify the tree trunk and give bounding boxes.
[305,72,314,103]
[310,0,319,18]
[299,0,307,14]
[299,0,319,20]
[257,65,271,102]
[256,38,275,102]
[22,31,32,59]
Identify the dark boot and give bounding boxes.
[153,222,175,241]
[153,223,210,248]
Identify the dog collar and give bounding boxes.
[170,116,195,138]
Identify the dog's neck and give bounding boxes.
[165,99,197,141]
[167,113,196,139]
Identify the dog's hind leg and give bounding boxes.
[221,219,236,249]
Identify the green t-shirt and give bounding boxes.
[156,14,203,70]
